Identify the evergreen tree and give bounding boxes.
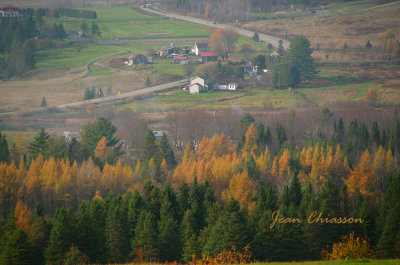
[76,202,98,262]
[29,210,51,265]
[28,128,50,159]
[0,228,32,265]
[277,40,285,57]
[366,40,372,48]
[63,245,87,265]
[159,134,176,169]
[89,197,108,263]
[144,129,159,160]
[0,131,10,164]
[180,210,198,262]
[158,214,181,262]
[45,208,76,265]
[371,121,380,145]
[40,97,47,107]
[127,190,146,240]
[252,32,259,42]
[81,117,122,156]
[177,181,190,221]
[288,175,302,207]
[204,199,248,255]
[189,179,206,234]
[105,196,129,263]
[132,211,159,262]
[376,174,400,258]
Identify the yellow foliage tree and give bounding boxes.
[228,169,255,209]
[94,136,107,161]
[344,150,375,197]
[322,232,374,260]
[242,123,258,154]
[14,201,33,234]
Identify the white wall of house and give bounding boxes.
[190,77,206,87]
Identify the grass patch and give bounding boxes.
[2,130,37,147]
[48,5,210,40]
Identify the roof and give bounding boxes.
[195,43,209,49]
[129,53,145,60]
[201,52,219,57]
[174,56,188,60]
[2,5,18,9]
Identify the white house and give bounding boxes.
[189,83,205,94]
[192,42,209,56]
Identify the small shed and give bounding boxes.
[173,56,188,65]
[201,52,219,62]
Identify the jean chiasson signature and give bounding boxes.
[269,210,365,229]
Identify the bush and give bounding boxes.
[189,245,252,265]
[322,232,375,261]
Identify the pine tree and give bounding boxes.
[45,208,76,265]
[127,190,146,240]
[158,214,181,262]
[159,134,176,169]
[144,129,158,160]
[371,121,380,145]
[105,196,129,263]
[40,97,47,107]
[28,128,50,159]
[0,131,10,164]
[0,228,33,265]
[75,202,98,262]
[132,211,159,262]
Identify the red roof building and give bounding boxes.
[173,56,188,65]
[1,5,19,17]
[201,52,219,62]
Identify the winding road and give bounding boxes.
[141,5,289,49]
[56,5,287,109]
[56,79,188,109]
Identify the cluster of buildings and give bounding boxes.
[0,5,21,18]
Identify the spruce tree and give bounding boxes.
[144,129,159,160]
[76,202,98,262]
[159,134,176,169]
[158,214,181,262]
[132,211,159,262]
[89,197,108,263]
[40,97,47,107]
[105,196,129,263]
[0,131,10,164]
[127,190,146,240]
[45,208,76,265]
[0,228,32,265]
[371,121,380,145]
[28,128,50,159]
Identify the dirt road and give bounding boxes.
[56,79,189,109]
[141,5,289,48]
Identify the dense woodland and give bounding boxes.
[0,111,400,264]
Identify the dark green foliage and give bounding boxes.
[252,32,259,42]
[146,77,151,86]
[159,134,177,169]
[343,42,348,49]
[105,196,129,263]
[158,214,181,261]
[80,117,122,156]
[204,199,248,255]
[45,208,76,265]
[144,129,159,160]
[372,121,380,145]
[40,97,47,107]
[252,54,266,70]
[132,211,159,261]
[289,175,302,207]
[277,40,285,57]
[376,174,400,258]
[28,128,50,159]
[0,228,32,265]
[366,40,372,48]
[91,21,101,38]
[58,8,97,19]
[274,122,287,147]
[127,190,146,240]
[29,212,51,265]
[84,87,96,100]
[75,202,99,262]
[0,131,10,164]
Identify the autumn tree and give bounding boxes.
[86,101,93,114]
[344,150,375,197]
[209,28,238,61]
[242,123,258,154]
[365,87,378,104]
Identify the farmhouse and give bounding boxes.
[201,52,219,62]
[0,5,20,17]
[173,56,188,65]
[126,54,149,66]
[192,42,209,56]
[188,76,215,94]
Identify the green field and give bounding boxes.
[48,5,210,40]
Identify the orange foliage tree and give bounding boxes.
[322,232,374,260]
[209,28,238,61]
[344,150,375,197]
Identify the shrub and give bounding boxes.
[322,232,375,260]
[189,245,252,265]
